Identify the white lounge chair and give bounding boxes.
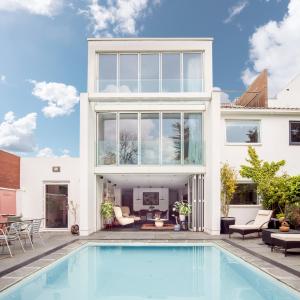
[229,210,273,239]
[271,233,300,256]
[113,206,135,226]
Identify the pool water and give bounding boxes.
[0,244,299,300]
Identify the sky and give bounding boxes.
[0,0,299,158]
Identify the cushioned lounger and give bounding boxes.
[271,233,300,256]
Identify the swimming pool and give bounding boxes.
[0,244,299,300]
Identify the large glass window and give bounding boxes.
[183,53,203,92]
[162,54,181,92]
[98,113,117,165]
[119,113,138,164]
[184,113,202,164]
[226,120,260,143]
[231,183,258,205]
[140,54,159,92]
[289,121,300,145]
[162,113,181,164]
[119,54,138,93]
[99,54,117,92]
[141,113,160,164]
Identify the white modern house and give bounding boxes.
[4,38,300,236]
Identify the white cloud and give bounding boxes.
[224,0,248,24]
[85,0,159,36]
[31,80,79,118]
[242,0,300,96]
[0,75,6,83]
[0,111,37,152]
[0,0,64,16]
[37,147,71,158]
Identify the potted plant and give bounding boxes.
[220,163,237,234]
[100,200,114,229]
[173,201,191,222]
[69,200,79,235]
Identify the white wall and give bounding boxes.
[221,111,300,175]
[20,157,80,230]
[229,205,261,225]
[133,188,169,211]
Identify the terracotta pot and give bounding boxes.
[71,224,79,235]
[279,226,290,232]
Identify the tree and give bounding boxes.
[220,163,237,217]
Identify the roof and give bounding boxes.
[87,37,214,42]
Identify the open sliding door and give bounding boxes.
[188,174,204,232]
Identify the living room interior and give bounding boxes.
[99,174,190,231]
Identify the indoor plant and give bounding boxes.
[220,163,237,234]
[100,201,114,228]
[173,201,191,222]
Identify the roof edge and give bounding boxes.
[87,37,214,42]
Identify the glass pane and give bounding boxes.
[119,54,138,93]
[98,113,117,165]
[162,53,181,92]
[162,113,181,164]
[99,54,117,92]
[141,113,159,164]
[226,120,260,143]
[290,121,300,144]
[45,185,68,228]
[231,184,258,205]
[183,53,203,92]
[141,54,159,92]
[119,113,138,164]
[184,113,202,164]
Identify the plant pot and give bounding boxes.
[179,215,186,222]
[220,217,235,234]
[71,224,79,235]
[279,226,290,232]
[155,220,164,228]
[174,224,181,231]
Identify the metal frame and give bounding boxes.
[289,120,300,145]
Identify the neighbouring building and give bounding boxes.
[2,38,300,235]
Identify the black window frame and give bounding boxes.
[289,121,300,145]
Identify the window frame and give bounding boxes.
[97,52,204,93]
[230,181,260,206]
[225,119,262,145]
[289,120,300,145]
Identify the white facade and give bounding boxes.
[20,157,80,230]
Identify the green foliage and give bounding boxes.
[100,201,114,221]
[239,147,300,219]
[220,163,237,217]
[173,201,191,216]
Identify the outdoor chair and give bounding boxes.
[229,210,273,239]
[28,219,45,247]
[0,223,25,257]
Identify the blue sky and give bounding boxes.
[0,0,298,157]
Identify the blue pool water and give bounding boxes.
[0,244,299,300]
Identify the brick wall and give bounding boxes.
[0,150,20,189]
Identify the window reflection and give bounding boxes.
[162,54,181,92]
[141,54,159,92]
[119,113,138,164]
[119,54,138,93]
[162,113,181,164]
[99,54,117,92]
[226,120,260,143]
[141,113,160,164]
[183,53,203,92]
[98,113,117,165]
[184,113,202,164]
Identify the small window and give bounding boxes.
[226,120,260,144]
[231,183,258,205]
[289,121,300,145]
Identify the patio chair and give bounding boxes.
[0,223,25,257]
[28,219,45,246]
[271,233,300,256]
[16,221,34,249]
[113,206,135,226]
[229,210,273,239]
